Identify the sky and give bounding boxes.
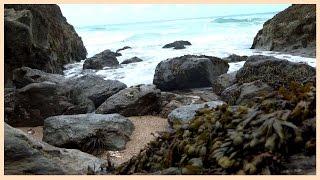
[59,4,290,27]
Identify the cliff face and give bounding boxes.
[4,4,87,87]
[251,4,316,57]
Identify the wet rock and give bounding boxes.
[162,40,191,49]
[96,84,161,116]
[223,54,248,63]
[116,46,131,53]
[83,49,120,70]
[4,123,110,175]
[121,57,143,64]
[168,101,225,128]
[212,72,236,95]
[251,5,316,57]
[153,55,229,91]
[4,81,95,127]
[4,5,87,87]
[221,80,273,105]
[43,113,134,153]
[12,66,66,88]
[236,55,315,88]
[159,92,194,118]
[62,75,127,108]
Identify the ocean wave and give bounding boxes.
[212,17,266,24]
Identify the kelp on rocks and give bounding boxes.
[115,81,316,175]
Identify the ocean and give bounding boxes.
[64,12,316,87]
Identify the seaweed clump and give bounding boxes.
[115,81,316,175]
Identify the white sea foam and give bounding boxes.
[64,13,316,87]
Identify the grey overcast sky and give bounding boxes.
[59,4,290,27]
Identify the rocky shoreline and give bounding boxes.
[4,4,316,175]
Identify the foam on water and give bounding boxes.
[64,13,316,87]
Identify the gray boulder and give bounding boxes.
[43,113,134,153]
[236,55,316,88]
[163,40,192,49]
[221,80,273,105]
[83,49,120,70]
[63,75,127,108]
[12,66,66,88]
[4,123,110,175]
[153,55,229,91]
[121,57,143,64]
[212,72,236,95]
[168,101,225,128]
[96,84,161,116]
[4,81,95,127]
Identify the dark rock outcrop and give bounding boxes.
[116,46,131,53]
[96,84,161,116]
[121,57,143,64]
[153,55,229,91]
[83,49,120,70]
[5,123,110,175]
[223,54,248,63]
[4,4,87,87]
[43,114,134,152]
[236,55,316,89]
[251,5,316,57]
[163,40,192,49]
[62,75,127,108]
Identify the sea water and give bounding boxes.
[64,12,316,87]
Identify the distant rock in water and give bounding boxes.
[83,49,120,70]
[162,40,192,49]
[121,57,143,64]
[223,54,248,63]
[251,5,316,57]
[116,46,131,53]
[153,55,229,91]
[4,4,87,87]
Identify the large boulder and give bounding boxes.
[12,66,66,88]
[167,101,225,128]
[4,81,95,127]
[236,55,316,88]
[4,123,110,175]
[96,84,161,116]
[83,49,120,70]
[4,5,87,87]
[163,40,192,49]
[221,80,273,105]
[153,55,229,91]
[251,5,316,57]
[121,57,143,64]
[43,114,134,152]
[62,75,127,108]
